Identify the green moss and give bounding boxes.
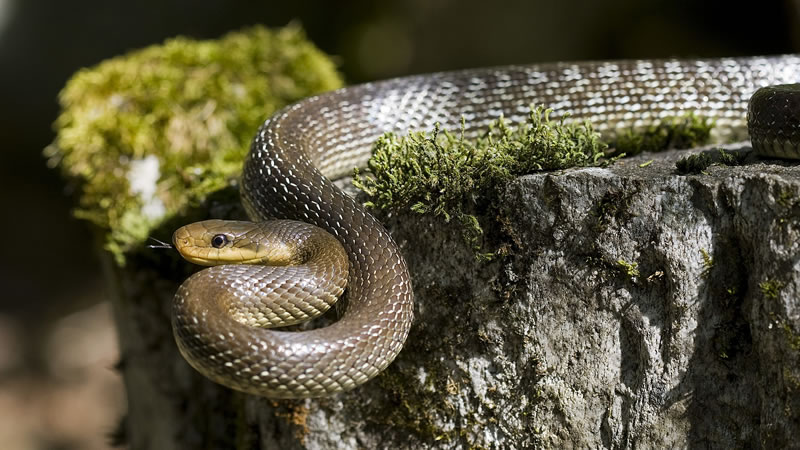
[760,279,785,299]
[779,321,800,353]
[616,259,640,279]
[774,188,799,225]
[353,106,611,258]
[675,148,746,175]
[717,148,746,166]
[45,25,343,264]
[784,367,800,391]
[638,160,654,168]
[769,313,800,391]
[610,113,713,157]
[354,110,720,258]
[777,188,797,208]
[700,248,714,278]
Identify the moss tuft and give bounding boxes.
[777,188,797,208]
[675,149,745,175]
[778,320,800,353]
[717,148,746,166]
[355,109,721,257]
[760,279,785,299]
[675,153,712,174]
[45,25,343,264]
[610,113,713,157]
[700,248,714,278]
[353,106,611,258]
[616,259,640,280]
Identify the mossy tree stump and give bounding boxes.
[49,28,800,448]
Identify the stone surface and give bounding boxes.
[250,145,799,449]
[114,145,799,449]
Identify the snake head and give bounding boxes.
[173,219,297,266]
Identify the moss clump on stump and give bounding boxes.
[46,25,343,264]
[354,107,719,258]
[675,149,747,175]
[610,113,714,157]
[354,106,612,258]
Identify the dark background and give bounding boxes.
[0,0,797,447]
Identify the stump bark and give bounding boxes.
[110,145,799,449]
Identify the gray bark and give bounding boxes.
[111,145,799,449]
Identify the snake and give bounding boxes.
[171,55,800,399]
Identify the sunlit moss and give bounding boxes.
[616,259,640,280]
[675,153,712,174]
[700,248,714,278]
[354,106,611,258]
[46,25,343,264]
[355,107,723,258]
[675,149,746,175]
[611,113,713,157]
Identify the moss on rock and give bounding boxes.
[354,108,722,258]
[610,113,713,157]
[675,148,746,175]
[46,24,343,264]
[353,106,611,258]
[760,279,785,299]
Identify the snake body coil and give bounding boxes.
[173,55,800,398]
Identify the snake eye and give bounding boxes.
[211,234,229,249]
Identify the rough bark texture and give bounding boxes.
[111,147,799,449]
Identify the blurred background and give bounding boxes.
[0,0,797,448]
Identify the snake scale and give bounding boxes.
[172,55,800,398]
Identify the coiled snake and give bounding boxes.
[171,55,800,398]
